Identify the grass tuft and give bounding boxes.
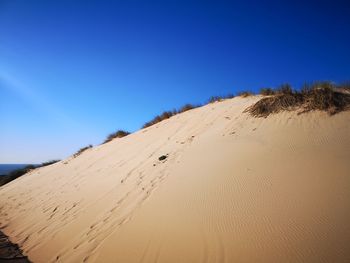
[246,82,350,117]
[73,145,93,158]
[259,88,275,96]
[104,130,130,144]
[208,96,223,103]
[208,94,235,103]
[237,91,253,97]
[178,103,197,113]
[142,103,199,128]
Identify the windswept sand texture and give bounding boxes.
[1,97,350,263]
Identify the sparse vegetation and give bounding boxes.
[141,82,348,128]
[103,130,130,144]
[73,145,93,158]
[208,94,235,103]
[246,82,350,117]
[142,111,175,128]
[237,91,253,97]
[178,103,197,113]
[141,94,234,129]
[142,93,236,129]
[275,83,293,95]
[208,96,223,103]
[142,103,199,128]
[2,81,348,186]
[259,88,275,96]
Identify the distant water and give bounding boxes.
[0,164,36,176]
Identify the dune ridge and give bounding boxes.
[1,96,350,262]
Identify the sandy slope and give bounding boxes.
[1,96,350,263]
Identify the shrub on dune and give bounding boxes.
[208,96,223,103]
[301,82,350,114]
[178,103,197,113]
[246,82,350,117]
[142,104,199,129]
[208,94,235,103]
[73,145,93,158]
[237,91,253,97]
[142,111,175,128]
[103,130,130,144]
[260,88,275,96]
[275,83,294,95]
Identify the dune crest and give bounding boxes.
[1,96,350,263]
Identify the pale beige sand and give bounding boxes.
[1,97,350,263]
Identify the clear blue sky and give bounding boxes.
[0,0,349,163]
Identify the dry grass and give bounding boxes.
[208,96,223,103]
[275,83,293,95]
[142,111,176,128]
[237,91,253,97]
[246,82,350,117]
[208,94,235,103]
[178,104,197,113]
[73,145,93,158]
[104,130,130,144]
[142,94,237,129]
[142,104,199,128]
[260,88,275,96]
[134,81,350,129]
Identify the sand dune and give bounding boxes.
[1,96,350,262]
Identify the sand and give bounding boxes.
[1,96,350,263]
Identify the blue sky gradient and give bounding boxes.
[1,0,349,163]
